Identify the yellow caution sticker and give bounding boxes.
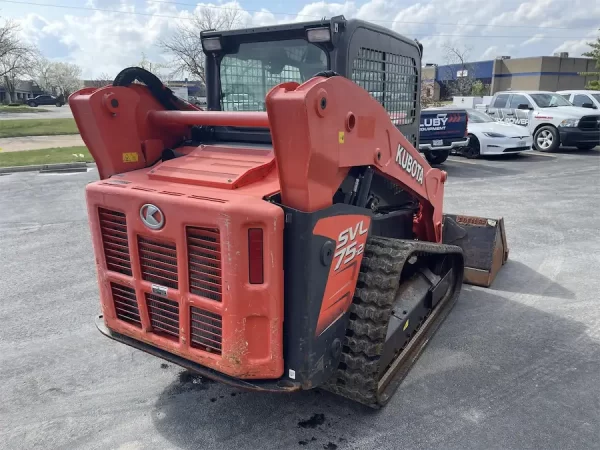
[122,152,139,163]
[403,319,409,331]
[338,131,345,144]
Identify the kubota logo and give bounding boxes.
[396,144,424,185]
[140,204,165,230]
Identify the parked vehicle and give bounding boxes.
[419,107,469,164]
[486,91,600,152]
[222,93,263,111]
[557,90,600,110]
[459,109,532,158]
[27,94,64,107]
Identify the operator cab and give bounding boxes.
[199,16,422,148]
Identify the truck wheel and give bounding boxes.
[534,126,559,152]
[576,144,597,151]
[55,102,62,107]
[424,150,450,165]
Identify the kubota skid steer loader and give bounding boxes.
[70,17,508,408]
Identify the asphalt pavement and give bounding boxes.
[0,105,74,120]
[1,149,599,450]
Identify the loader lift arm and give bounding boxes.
[265,75,446,243]
[141,75,447,243]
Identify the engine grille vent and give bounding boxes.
[99,208,132,275]
[138,237,178,289]
[190,307,222,354]
[188,195,228,204]
[111,283,141,327]
[146,293,180,340]
[187,227,222,302]
[579,116,600,130]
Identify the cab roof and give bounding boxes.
[200,16,420,51]
[556,90,600,94]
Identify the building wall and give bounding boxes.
[490,56,597,93]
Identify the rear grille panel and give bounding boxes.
[111,283,141,327]
[187,227,222,302]
[99,208,132,275]
[579,116,600,130]
[138,237,178,289]
[146,293,180,340]
[190,307,222,354]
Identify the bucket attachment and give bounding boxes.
[442,214,509,287]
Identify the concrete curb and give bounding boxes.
[0,162,94,174]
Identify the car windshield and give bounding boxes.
[591,94,600,104]
[530,93,572,108]
[219,39,328,112]
[467,109,494,123]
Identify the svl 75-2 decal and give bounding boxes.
[313,215,372,336]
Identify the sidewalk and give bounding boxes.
[0,135,84,152]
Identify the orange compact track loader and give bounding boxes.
[70,17,508,407]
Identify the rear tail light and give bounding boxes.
[248,228,264,284]
[465,114,469,137]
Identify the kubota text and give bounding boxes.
[396,145,424,185]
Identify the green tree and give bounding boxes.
[471,80,486,96]
[582,33,600,90]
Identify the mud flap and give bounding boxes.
[442,214,509,287]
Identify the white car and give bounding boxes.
[459,109,533,158]
[557,90,600,110]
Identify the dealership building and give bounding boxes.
[422,54,598,100]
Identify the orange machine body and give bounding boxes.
[71,75,446,383]
[85,148,285,379]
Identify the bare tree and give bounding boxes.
[0,19,37,103]
[441,45,476,98]
[138,52,172,82]
[88,72,113,88]
[32,58,82,99]
[32,56,52,92]
[49,62,82,98]
[159,6,247,84]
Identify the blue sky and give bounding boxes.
[1,0,598,78]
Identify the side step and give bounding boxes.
[324,237,464,408]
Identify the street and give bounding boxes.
[0,105,74,121]
[1,150,599,450]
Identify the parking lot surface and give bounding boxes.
[1,149,599,450]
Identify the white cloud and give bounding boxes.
[522,34,545,47]
[6,0,599,78]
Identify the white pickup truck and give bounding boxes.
[485,90,600,151]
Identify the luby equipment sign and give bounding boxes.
[419,113,461,132]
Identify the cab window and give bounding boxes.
[572,94,593,107]
[351,47,418,126]
[219,39,328,112]
[492,94,510,108]
[508,94,532,109]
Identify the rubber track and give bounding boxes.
[324,236,461,408]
